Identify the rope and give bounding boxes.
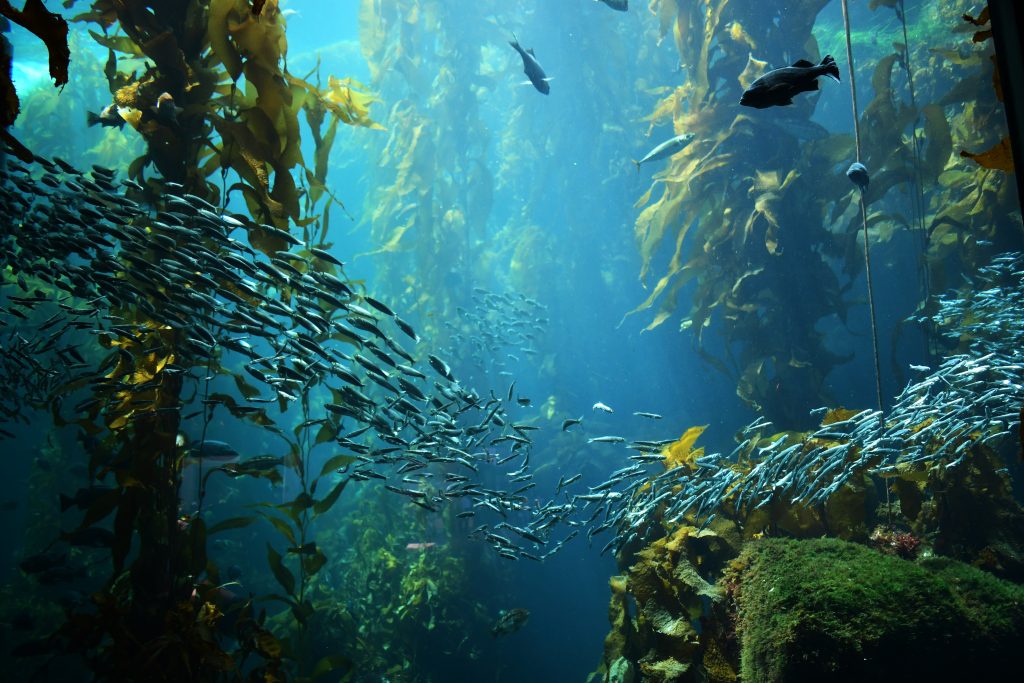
[842,0,889,524]
[840,0,884,419]
[897,0,935,353]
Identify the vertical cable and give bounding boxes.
[842,0,889,524]
[840,0,884,419]
[897,0,934,353]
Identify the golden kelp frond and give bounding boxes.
[960,137,1013,172]
[737,53,768,90]
[662,425,708,470]
[290,75,385,131]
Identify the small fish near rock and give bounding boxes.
[739,55,840,109]
[491,607,530,637]
[509,33,551,95]
[846,161,869,192]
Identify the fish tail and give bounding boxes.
[632,159,640,173]
[86,111,101,127]
[509,32,519,49]
[820,54,840,83]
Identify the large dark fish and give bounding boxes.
[491,607,530,637]
[739,55,840,109]
[596,0,628,10]
[509,33,550,95]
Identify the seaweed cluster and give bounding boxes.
[0,2,578,680]
[594,252,1024,559]
[626,0,1020,422]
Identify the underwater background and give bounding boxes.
[0,1,1022,681]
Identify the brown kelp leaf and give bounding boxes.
[313,476,349,516]
[737,53,768,90]
[311,655,353,681]
[301,548,327,576]
[920,104,952,182]
[662,426,708,470]
[208,0,244,80]
[207,516,257,535]
[254,629,282,659]
[962,8,989,26]
[88,29,144,57]
[0,0,70,87]
[262,512,297,546]
[960,137,1013,172]
[318,454,356,479]
[266,543,296,596]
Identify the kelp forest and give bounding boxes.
[0,1,1022,682]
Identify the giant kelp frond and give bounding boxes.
[0,0,70,160]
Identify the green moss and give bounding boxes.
[734,538,1024,682]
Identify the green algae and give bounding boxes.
[732,538,1024,682]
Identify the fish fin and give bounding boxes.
[509,32,519,49]
[632,159,641,173]
[792,59,815,68]
[86,111,100,127]
[820,54,840,82]
[527,48,535,56]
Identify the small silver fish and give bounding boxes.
[633,133,695,172]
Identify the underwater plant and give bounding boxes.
[0,0,69,160]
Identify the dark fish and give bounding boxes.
[427,354,454,381]
[193,439,240,461]
[394,315,419,342]
[59,486,116,512]
[509,33,550,95]
[364,295,395,317]
[562,416,582,431]
[846,162,869,191]
[596,0,628,10]
[310,247,344,267]
[151,91,184,126]
[739,55,840,109]
[19,550,68,574]
[87,103,125,128]
[491,607,530,637]
[61,526,115,548]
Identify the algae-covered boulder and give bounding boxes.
[732,537,1024,682]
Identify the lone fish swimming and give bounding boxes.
[633,133,696,172]
[509,33,550,95]
[739,55,840,109]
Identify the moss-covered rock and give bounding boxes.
[731,537,1024,682]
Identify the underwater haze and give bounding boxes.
[2,1,1024,682]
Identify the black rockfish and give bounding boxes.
[509,33,550,95]
[739,55,840,109]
